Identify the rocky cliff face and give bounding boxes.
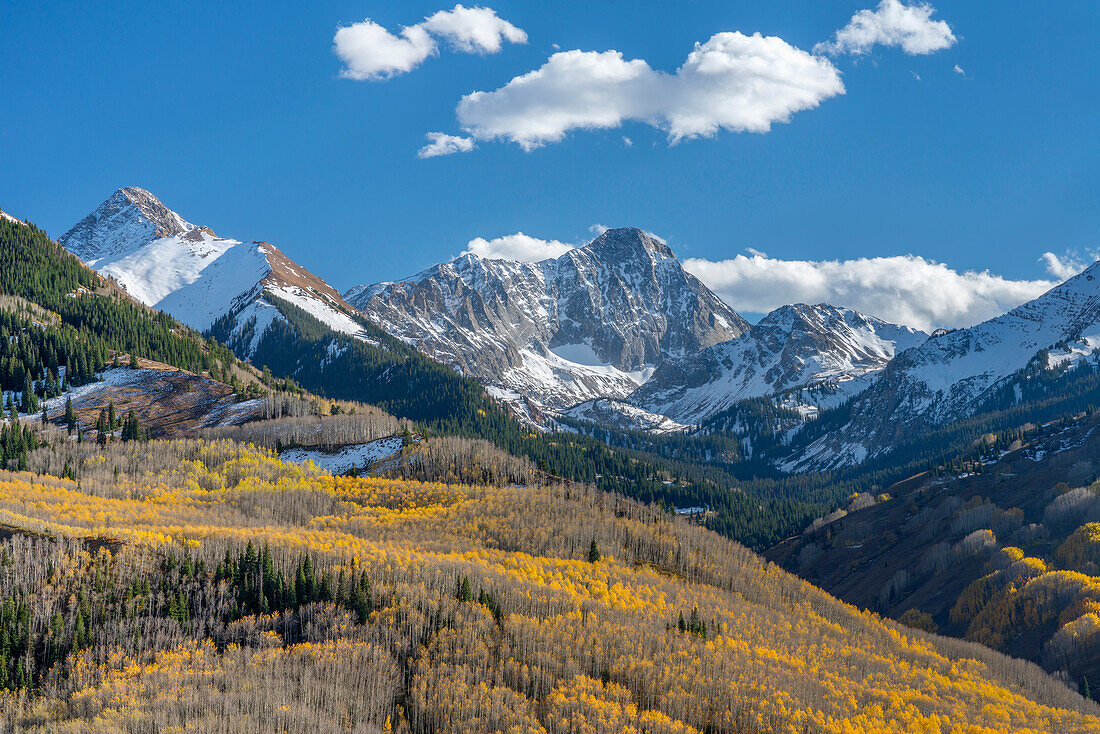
[346,228,748,409]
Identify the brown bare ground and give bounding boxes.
[46,361,261,438]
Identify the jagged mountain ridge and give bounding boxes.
[783,262,1100,471]
[628,303,928,425]
[345,228,749,409]
[59,187,373,354]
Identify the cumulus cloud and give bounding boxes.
[953,64,966,76]
[1041,251,1098,281]
[682,252,1055,331]
[815,0,956,57]
[418,132,476,158]
[420,5,527,53]
[334,4,525,81]
[464,233,576,262]
[433,31,843,153]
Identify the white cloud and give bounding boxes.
[418,132,476,158]
[334,5,525,81]
[589,224,609,236]
[682,253,1055,331]
[1041,251,1097,281]
[334,22,435,80]
[953,64,966,76]
[420,5,527,53]
[447,31,844,152]
[622,136,633,147]
[815,0,956,57]
[464,232,575,262]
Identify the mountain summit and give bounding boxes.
[61,187,191,262]
[59,188,370,352]
[346,227,748,412]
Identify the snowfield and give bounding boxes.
[555,398,689,434]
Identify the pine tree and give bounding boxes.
[64,396,76,433]
[73,611,89,650]
[95,409,109,445]
[20,375,36,414]
[457,576,472,603]
[588,539,601,563]
[121,409,143,442]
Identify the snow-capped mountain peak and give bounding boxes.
[345,227,748,413]
[60,187,192,263]
[59,188,374,355]
[629,303,928,425]
[583,227,675,261]
[782,261,1100,471]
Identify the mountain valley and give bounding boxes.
[4,191,1100,727]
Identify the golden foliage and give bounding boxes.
[1,441,1098,733]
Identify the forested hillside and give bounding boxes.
[0,438,1096,732]
[0,217,238,380]
[0,217,296,470]
[768,410,1100,695]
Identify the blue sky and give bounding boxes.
[1,1,1097,329]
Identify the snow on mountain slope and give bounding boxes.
[783,262,1100,471]
[345,228,748,412]
[0,208,21,225]
[59,187,372,353]
[630,303,928,425]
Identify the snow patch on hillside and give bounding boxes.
[280,436,405,474]
[1047,333,1100,368]
[499,348,654,408]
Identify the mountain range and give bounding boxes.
[51,187,1100,478]
[784,262,1100,471]
[9,188,1100,701]
[628,302,928,425]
